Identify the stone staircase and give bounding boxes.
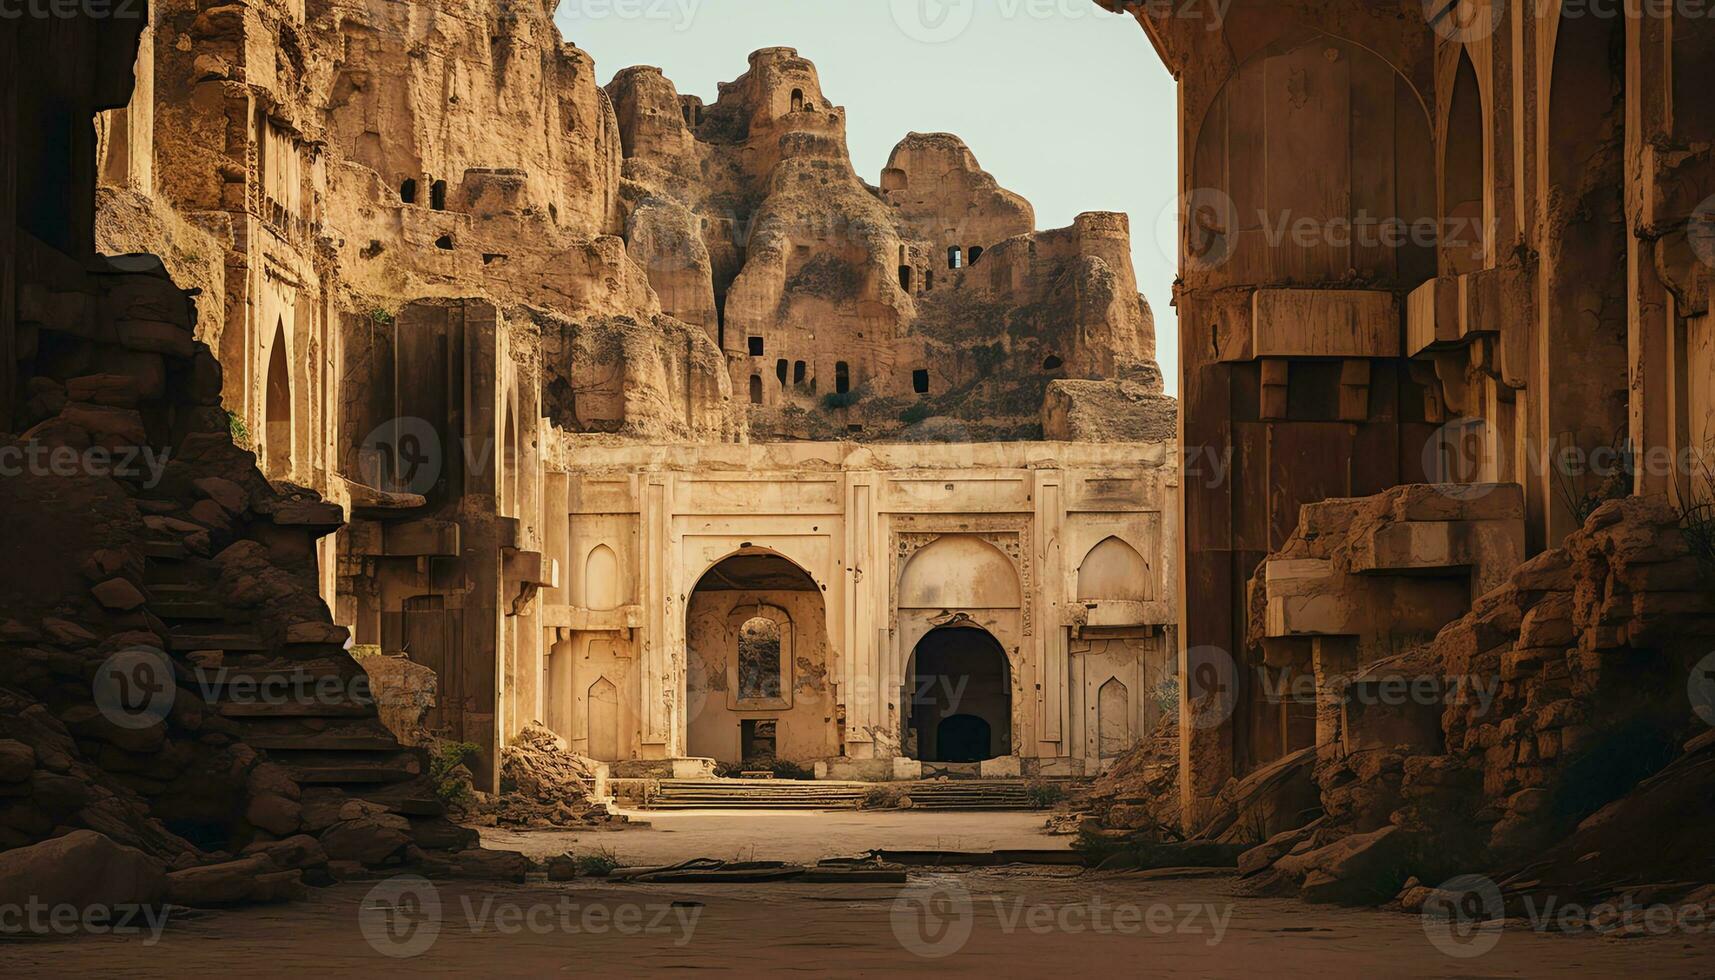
[638,778,1049,811]
[137,509,434,798]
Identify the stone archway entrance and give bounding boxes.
[907,625,1011,764]
[683,549,834,765]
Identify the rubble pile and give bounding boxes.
[1075,712,1182,835]
[1236,495,1715,906]
[0,259,500,911]
[454,723,618,829]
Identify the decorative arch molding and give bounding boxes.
[686,544,823,598]
[889,515,1033,636]
[1077,535,1153,603]
[583,544,620,610]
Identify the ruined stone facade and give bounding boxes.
[75,2,1177,789]
[538,440,1176,773]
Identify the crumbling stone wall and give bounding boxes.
[1234,492,1713,905]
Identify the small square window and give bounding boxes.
[912,369,930,394]
[748,336,765,357]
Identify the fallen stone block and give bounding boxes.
[0,830,167,911]
[165,855,283,907]
[419,848,531,882]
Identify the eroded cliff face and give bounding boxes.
[607,48,1174,441]
[102,6,1169,452]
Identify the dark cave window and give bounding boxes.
[749,336,765,357]
[793,361,807,385]
[968,245,984,265]
[948,246,963,270]
[400,179,418,204]
[835,362,851,395]
[913,369,930,394]
[749,375,764,405]
[431,179,448,211]
[791,89,805,112]
[776,359,789,384]
[899,265,913,291]
[435,235,454,250]
[1043,355,1064,371]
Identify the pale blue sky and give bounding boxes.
[555,0,1181,394]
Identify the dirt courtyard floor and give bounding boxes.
[3,812,1711,977]
[480,807,1071,865]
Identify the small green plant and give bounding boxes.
[1552,429,1631,528]
[861,785,903,810]
[1024,781,1068,808]
[1677,441,1715,596]
[227,410,251,450]
[1152,676,1180,717]
[369,306,396,326]
[575,847,620,878]
[429,740,480,806]
[822,389,861,411]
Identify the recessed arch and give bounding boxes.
[1077,536,1152,602]
[899,535,1020,610]
[501,398,519,518]
[1098,677,1132,759]
[584,544,620,611]
[1187,30,1435,283]
[1442,48,1487,276]
[586,677,619,761]
[264,317,291,474]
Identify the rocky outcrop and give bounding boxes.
[607,50,1175,441]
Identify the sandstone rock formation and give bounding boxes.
[607,49,1172,441]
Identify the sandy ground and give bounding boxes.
[3,869,1712,978]
[4,813,1711,976]
[480,808,1070,865]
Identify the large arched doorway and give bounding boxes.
[908,625,1011,764]
[684,549,833,766]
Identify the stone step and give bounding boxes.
[189,661,369,691]
[264,750,421,786]
[168,629,266,652]
[151,599,233,621]
[142,539,188,560]
[244,729,406,752]
[142,560,215,587]
[217,699,375,719]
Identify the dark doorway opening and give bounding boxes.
[740,719,777,762]
[908,626,1011,763]
[935,715,992,763]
